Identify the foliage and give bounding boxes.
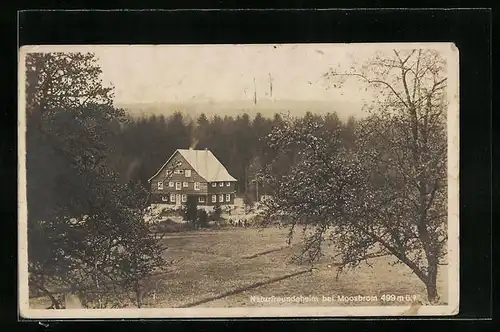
[113,111,278,196]
[183,196,198,228]
[26,52,167,308]
[262,49,448,303]
[211,203,222,222]
[196,209,209,227]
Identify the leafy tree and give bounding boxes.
[341,115,357,150]
[167,112,192,150]
[196,209,209,228]
[183,196,198,229]
[25,52,166,308]
[194,113,210,149]
[243,193,255,208]
[263,49,448,303]
[26,52,114,113]
[247,155,264,202]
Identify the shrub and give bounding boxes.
[211,203,222,221]
[197,209,209,228]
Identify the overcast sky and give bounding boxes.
[93,44,369,104]
[21,43,456,119]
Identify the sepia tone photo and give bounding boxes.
[18,43,459,318]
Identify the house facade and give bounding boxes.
[148,148,238,208]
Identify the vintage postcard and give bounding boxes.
[18,43,459,319]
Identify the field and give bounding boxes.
[142,226,448,308]
[29,226,448,309]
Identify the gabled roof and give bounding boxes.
[148,149,237,183]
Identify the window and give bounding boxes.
[169,181,174,188]
[219,194,224,202]
[165,170,173,177]
[157,181,163,190]
[162,196,169,202]
[212,195,217,203]
[226,182,230,187]
[219,182,224,187]
[174,169,184,174]
[176,182,181,190]
[185,170,191,177]
[170,194,175,203]
[183,182,188,188]
[212,182,217,187]
[226,194,231,202]
[194,182,200,191]
[199,196,205,203]
[182,194,187,203]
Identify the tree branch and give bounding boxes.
[332,72,409,109]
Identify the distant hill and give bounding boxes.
[116,99,366,122]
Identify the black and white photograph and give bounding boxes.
[18,43,459,318]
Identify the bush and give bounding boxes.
[158,207,182,218]
[154,218,189,233]
[247,214,264,226]
[183,196,198,227]
[211,203,222,221]
[197,209,209,228]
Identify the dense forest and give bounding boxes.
[109,111,357,202]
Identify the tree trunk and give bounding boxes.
[426,259,439,304]
[135,278,142,308]
[35,283,62,309]
[416,179,440,305]
[256,180,259,202]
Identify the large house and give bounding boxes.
[148,148,238,208]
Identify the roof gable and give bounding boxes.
[148,149,237,182]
